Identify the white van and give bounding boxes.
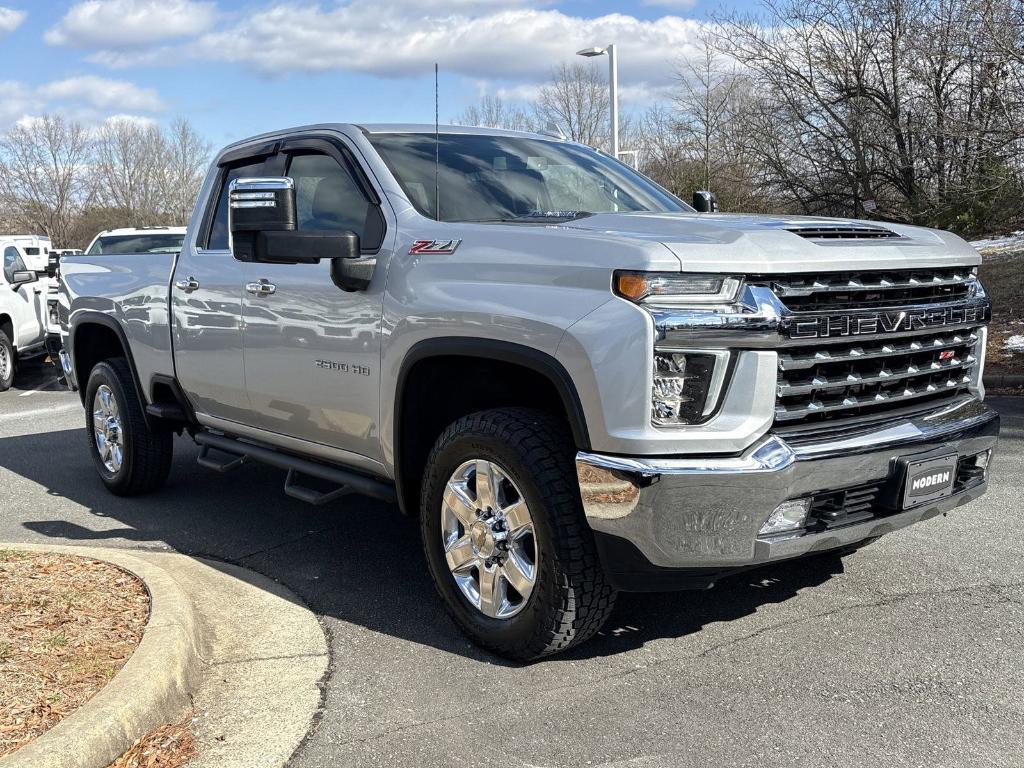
[0,239,48,391]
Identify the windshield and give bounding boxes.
[369,133,690,222]
[87,233,185,255]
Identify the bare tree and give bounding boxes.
[456,95,533,132]
[534,62,609,148]
[94,118,171,226]
[164,118,212,224]
[0,115,95,245]
[713,0,1024,229]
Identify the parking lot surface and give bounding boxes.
[1,361,1022,768]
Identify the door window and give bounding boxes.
[288,153,371,237]
[3,246,27,283]
[204,159,266,250]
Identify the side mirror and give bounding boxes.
[11,270,37,289]
[692,190,719,213]
[229,176,373,291]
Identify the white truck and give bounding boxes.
[9,234,52,276]
[1,239,48,390]
[59,124,999,659]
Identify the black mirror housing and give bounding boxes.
[692,190,719,213]
[11,270,37,289]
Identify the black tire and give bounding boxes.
[0,330,14,392]
[85,357,173,496]
[420,408,616,661]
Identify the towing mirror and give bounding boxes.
[10,270,37,289]
[229,175,370,290]
[692,190,719,213]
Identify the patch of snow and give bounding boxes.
[972,230,1024,258]
[1005,335,1024,354]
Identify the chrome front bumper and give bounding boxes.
[577,397,999,581]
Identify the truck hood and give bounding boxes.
[558,212,981,273]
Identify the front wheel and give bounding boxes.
[0,330,15,391]
[85,358,173,496]
[420,408,616,661]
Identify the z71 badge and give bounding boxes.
[409,239,462,255]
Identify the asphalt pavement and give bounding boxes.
[1,359,1022,768]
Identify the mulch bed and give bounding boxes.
[108,715,197,768]
[0,550,149,757]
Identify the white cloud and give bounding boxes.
[72,2,705,96]
[38,76,164,112]
[0,76,165,129]
[45,0,215,48]
[187,5,705,84]
[0,6,26,37]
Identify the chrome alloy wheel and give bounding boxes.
[441,459,538,619]
[0,343,10,382]
[92,384,124,473]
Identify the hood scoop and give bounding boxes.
[786,224,902,240]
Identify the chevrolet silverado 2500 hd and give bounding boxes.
[59,124,999,660]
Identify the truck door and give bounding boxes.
[240,137,388,464]
[171,153,269,423]
[2,245,44,348]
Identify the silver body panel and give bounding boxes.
[58,122,998,579]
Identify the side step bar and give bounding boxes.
[193,431,396,505]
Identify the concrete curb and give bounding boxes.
[984,374,1024,389]
[0,544,202,768]
[0,544,329,768]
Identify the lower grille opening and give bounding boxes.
[801,453,988,534]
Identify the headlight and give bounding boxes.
[652,350,729,426]
[615,271,743,305]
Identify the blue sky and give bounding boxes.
[0,0,755,145]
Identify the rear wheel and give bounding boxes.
[85,358,173,496]
[420,408,616,661]
[0,331,14,392]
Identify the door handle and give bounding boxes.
[175,276,200,293]
[245,279,277,297]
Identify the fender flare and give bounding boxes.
[393,337,591,514]
[69,312,148,411]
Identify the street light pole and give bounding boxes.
[576,44,619,159]
[607,44,619,160]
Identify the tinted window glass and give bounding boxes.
[23,247,40,255]
[87,234,185,255]
[288,153,370,237]
[206,159,266,250]
[368,133,689,222]
[3,246,26,282]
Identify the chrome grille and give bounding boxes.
[766,267,975,311]
[768,267,986,426]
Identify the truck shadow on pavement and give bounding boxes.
[8,397,1019,663]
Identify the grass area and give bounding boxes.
[0,551,149,757]
[977,250,1024,381]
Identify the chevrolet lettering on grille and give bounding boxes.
[786,304,989,340]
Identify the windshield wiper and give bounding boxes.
[459,211,595,223]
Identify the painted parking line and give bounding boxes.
[18,377,61,397]
[0,403,79,421]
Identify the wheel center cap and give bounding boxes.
[470,520,496,558]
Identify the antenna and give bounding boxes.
[434,63,440,221]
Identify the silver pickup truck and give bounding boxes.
[59,123,999,660]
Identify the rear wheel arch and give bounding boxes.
[70,315,146,409]
[393,338,590,516]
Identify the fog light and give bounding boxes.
[759,499,811,536]
[975,450,991,470]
